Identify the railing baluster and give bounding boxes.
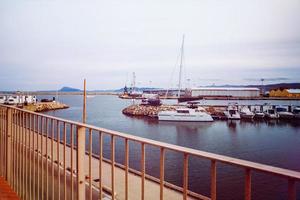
[99,132,103,200]
[37,115,40,200]
[89,128,93,200]
[33,114,36,199]
[63,122,67,200]
[160,147,165,200]
[12,110,15,190]
[70,125,74,200]
[57,120,60,200]
[46,118,49,200]
[29,113,32,200]
[245,168,251,200]
[288,179,296,200]
[125,138,129,200]
[77,125,86,200]
[25,113,28,200]
[51,119,55,200]
[211,160,217,200]
[111,135,115,200]
[141,142,145,200]
[183,153,189,200]
[22,112,25,199]
[18,111,21,196]
[41,117,45,200]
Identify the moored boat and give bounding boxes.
[224,103,240,120]
[254,111,265,119]
[158,107,213,122]
[240,106,255,119]
[264,108,279,119]
[276,106,294,119]
[292,107,300,119]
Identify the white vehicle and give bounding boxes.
[0,96,6,104]
[5,96,18,105]
[224,103,240,120]
[240,106,255,119]
[158,107,213,122]
[292,107,300,119]
[264,108,279,119]
[276,106,294,119]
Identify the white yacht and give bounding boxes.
[276,106,294,119]
[224,104,240,120]
[240,106,255,119]
[158,107,213,122]
[264,108,279,119]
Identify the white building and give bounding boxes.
[191,87,260,97]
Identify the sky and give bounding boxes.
[0,0,300,91]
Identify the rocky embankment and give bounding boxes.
[122,104,177,117]
[24,102,69,112]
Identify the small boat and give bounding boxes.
[158,107,213,122]
[240,106,255,119]
[264,108,279,119]
[292,107,300,119]
[254,111,265,119]
[276,106,294,119]
[141,94,161,106]
[224,103,240,120]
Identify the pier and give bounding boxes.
[1,104,300,199]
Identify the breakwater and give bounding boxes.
[122,104,176,117]
[24,102,69,112]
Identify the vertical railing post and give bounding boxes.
[5,107,12,183]
[288,179,296,200]
[210,160,217,200]
[77,125,86,200]
[245,168,251,200]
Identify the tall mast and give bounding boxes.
[178,34,185,97]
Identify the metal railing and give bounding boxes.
[0,104,299,200]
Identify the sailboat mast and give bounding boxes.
[178,34,185,97]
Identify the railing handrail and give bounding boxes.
[2,104,300,181]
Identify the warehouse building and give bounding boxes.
[269,89,300,98]
[191,87,260,97]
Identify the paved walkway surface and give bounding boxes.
[0,176,20,200]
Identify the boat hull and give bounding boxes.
[158,114,213,122]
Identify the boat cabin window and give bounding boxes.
[267,109,275,114]
[276,107,287,112]
[229,110,236,115]
[177,110,189,114]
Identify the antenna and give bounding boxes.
[260,78,265,95]
[83,79,86,123]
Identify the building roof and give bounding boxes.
[287,89,300,94]
[191,87,260,91]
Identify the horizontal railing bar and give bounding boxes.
[2,104,300,181]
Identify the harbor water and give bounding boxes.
[40,95,300,200]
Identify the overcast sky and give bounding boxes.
[1,0,300,91]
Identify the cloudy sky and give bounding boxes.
[0,0,300,91]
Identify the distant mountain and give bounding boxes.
[59,87,81,92]
[202,83,300,91]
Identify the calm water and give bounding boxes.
[41,95,300,200]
